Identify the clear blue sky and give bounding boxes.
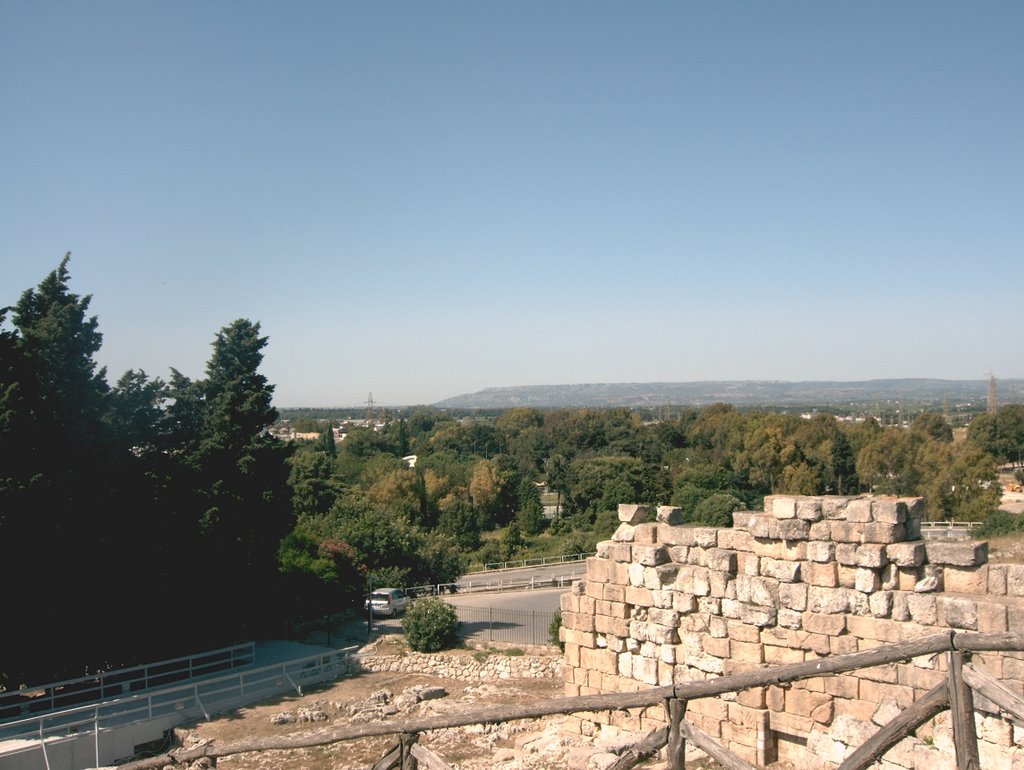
[2,2,1021,407]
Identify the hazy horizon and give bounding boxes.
[4,2,1021,406]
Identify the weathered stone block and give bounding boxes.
[855,567,881,593]
[855,543,889,568]
[603,583,626,603]
[846,498,874,523]
[1006,565,1024,597]
[869,591,893,618]
[694,527,719,548]
[988,564,1007,595]
[598,542,632,562]
[656,505,684,524]
[822,496,854,520]
[808,520,832,540]
[779,582,808,612]
[618,504,652,525]
[761,557,801,583]
[887,541,925,568]
[872,499,908,524]
[831,521,863,543]
[977,601,1008,633]
[863,522,905,544]
[624,584,653,607]
[808,586,850,614]
[804,561,839,587]
[796,498,824,521]
[707,548,737,574]
[747,515,778,539]
[633,523,659,544]
[836,543,858,566]
[778,608,803,629]
[943,565,988,594]
[659,526,697,546]
[627,562,645,587]
[587,557,612,583]
[611,523,636,542]
[649,589,673,609]
[906,593,937,625]
[736,575,780,607]
[717,528,753,551]
[771,496,798,519]
[937,596,978,630]
[740,604,778,627]
[777,519,811,540]
[807,540,835,563]
[925,541,988,567]
[647,607,679,628]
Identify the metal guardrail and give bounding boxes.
[471,552,594,573]
[0,642,255,724]
[445,572,582,594]
[0,647,357,768]
[920,521,982,530]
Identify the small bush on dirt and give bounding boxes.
[401,598,459,652]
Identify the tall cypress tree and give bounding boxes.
[1,255,116,682]
[163,320,293,642]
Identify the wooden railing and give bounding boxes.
[113,631,1024,770]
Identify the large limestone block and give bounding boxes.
[656,505,684,525]
[618,504,652,524]
[769,496,798,519]
[925,540,988,567]
[846,498,874,523]
[871,499,908,524]
[632,544,669,567]
[887,541,926,567]
[807,586,850,614]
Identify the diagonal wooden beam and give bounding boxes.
[962,663,1024,726]
[410,742,455,770]
[607,726,669,770]
[836,681,948,770]
[674,717,759,770]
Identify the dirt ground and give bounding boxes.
[172,642,592,770]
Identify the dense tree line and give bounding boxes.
[0,258,293,687]
[1,257,1017,689]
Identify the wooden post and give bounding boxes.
[947,651,980,770]
[399,732,418,770]
[666,698,687,770]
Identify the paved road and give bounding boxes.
[371,586,568,646]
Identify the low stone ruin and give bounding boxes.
[559,496,1024,768]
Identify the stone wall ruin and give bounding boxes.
[559,496,1024,768]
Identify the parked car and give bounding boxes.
[364,588,410,617]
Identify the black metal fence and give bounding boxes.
[451,606,556,647]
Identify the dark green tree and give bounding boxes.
[163,320,294,641]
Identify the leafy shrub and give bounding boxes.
[976,509,1024,539]
[549,608,564,650]
[687,493,744,527]
[401,598,459,652]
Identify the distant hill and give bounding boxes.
[435,379,1024,410]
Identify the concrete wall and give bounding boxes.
[559,496,1024,768]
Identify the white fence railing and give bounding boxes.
[0,647,356,769]
[0,642,255,724]
[471,552,594,573]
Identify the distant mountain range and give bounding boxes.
[435,379,1024,410]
